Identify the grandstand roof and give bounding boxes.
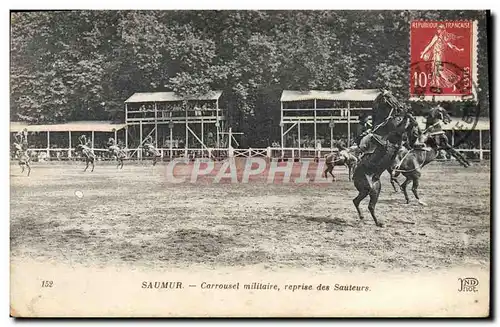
[10,121,127,133]
[281,89,380,102]
[415,116,489,131]
[125,91,223,103]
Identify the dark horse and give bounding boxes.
[352,90,419,227]
[387,135,441,206]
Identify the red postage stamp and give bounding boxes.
[410,20,478,101]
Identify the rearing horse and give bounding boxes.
[142,136,161,166]
[388,134,441,206]
[107,137,127,169]
[352,90,418,227]
[77,135,95,172]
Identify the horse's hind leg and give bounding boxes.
[84,160,89,172]
[368,179,383,227]
[411,172,426,206]
[400,176,411,204]
[388,168,398,192]
[26,163,31,176]
[353,175,370,221]
[329,164,336,181]
[91,160,95,172]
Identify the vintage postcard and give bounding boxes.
[10,10,491,317]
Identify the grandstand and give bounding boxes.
[9,90,490,161]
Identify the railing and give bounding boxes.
[12,147,490,162]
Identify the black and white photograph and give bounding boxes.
[9,9,491,317]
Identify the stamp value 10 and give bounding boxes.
[410,20,478,102]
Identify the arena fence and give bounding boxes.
[12,146,490,162]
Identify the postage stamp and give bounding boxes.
[410,20,478,101]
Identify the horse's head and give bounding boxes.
[374,90,406,114]
[372,90,407,127]
[429,105,452,124]
[385,112,419,145]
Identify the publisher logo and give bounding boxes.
[458,277,479,292]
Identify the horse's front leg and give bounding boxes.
[26,163,31,176]
[90,160,95,172]
[84,160,89,172]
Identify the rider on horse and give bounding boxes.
[13,128,28,154]
[143,136,159,154]
[424,105,450,146]
[422,105,470,167]
[107,137,122,154]
[357,92,425,157]
[78,135,94,157]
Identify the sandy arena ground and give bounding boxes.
[10,160,490,273]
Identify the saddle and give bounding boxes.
[358,133,387,155]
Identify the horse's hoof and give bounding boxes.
[418,201,427,206]
[376,222,385,228]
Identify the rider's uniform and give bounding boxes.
[425,108,449,148]
[357,116,374,153]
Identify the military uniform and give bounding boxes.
[425,106,449,148]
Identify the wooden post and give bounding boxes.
[216,99,220,149]
[46,131,50,157]
[114,129,118,143]
[330,124,333,149]
[298,120,301,158]
[280,101,284,157]
[451,129,455,147]
[91,131,95,150]
[347,102,351,147]
[154,102,158,146]
[125,126,128,149]
[68,131,72,158]
[314,99,317,151]
[169,124,173,159]
[479,130,483,160]
[201,118,204,148]
[125,103,128,148]
[139,121,143,160]
[185,103,188,157]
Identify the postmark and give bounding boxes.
[410,20,478,101]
